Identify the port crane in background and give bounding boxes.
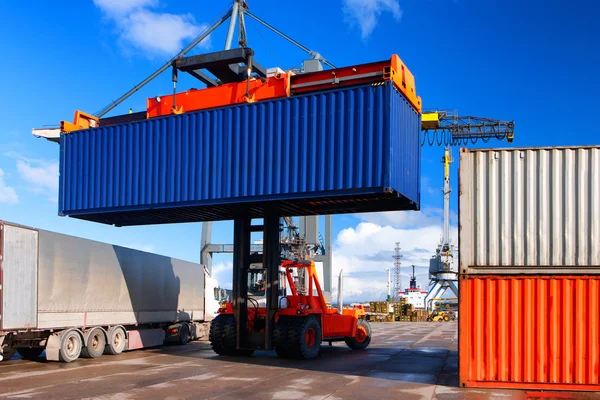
[420,111,515,308]
[421,110,514,147]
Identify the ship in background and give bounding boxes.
[398,265,427,308]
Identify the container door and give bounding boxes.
[1,224,38,330]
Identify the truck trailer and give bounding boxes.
[0,221,222,362]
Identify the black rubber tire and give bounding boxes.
[286,316,322,360]
[274,316,293,358]
[17,347,44,360]
[178,324,190,346]
[209,315,253,356]
[1,347,17,362]
[81,328,106,358]
[59,330,82,363]
[345,319,372,350]
[209,314,230,355]
[223,316,254,357]
[105,327,127,355]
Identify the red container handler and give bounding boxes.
[459,275,600,391]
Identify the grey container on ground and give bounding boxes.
[459,146,600,275]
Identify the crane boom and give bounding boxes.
[421,110,515,146]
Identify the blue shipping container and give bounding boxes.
[59,82,421,226]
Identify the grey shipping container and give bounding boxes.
[0,221,221,362]
[459,146,600,275]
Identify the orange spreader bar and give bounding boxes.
[146,54,421,119]
[290,54,422,113]
[147,71,292,119]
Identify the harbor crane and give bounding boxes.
[420,110,515,307]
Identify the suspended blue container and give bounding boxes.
[59,82,421,226]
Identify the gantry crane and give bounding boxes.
[421,110,515,308]
[421,110,514,146]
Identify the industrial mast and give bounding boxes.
[392,243,403,301]
[424,148,459,308]
[409,265,418,290]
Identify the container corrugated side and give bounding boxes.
[59,82,421,226]
[459,146,600,274]
[0,222,38,330]
[459,275,600,391]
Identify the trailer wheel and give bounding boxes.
[17,347,44,360]
[82,328,106,358]
[59,330,82,363]
[287,316,322,360]
[345,319,372,350]
[105,327,127,355]
[0,347,16,362]
[274,316,292,358]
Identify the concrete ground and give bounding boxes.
[0,322,597,400]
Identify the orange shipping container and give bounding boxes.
[459,275,600,391]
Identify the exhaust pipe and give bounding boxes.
[337,269,343,314]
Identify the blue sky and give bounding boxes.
[1,0,599,301]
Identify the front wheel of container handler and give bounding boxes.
[274,316,293,358]
[345,319,372,350]
[286,316,322,360]
[210,315,253,357]
[222,316,254,357]
[18,347,44,360]
[105,327,127,355]
[209,314,229,355]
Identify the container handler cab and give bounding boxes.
[209,230,372,360]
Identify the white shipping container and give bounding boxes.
[459,146,600,274]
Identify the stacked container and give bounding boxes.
[458,146,600,391]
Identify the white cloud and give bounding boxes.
[342,0,402,39]
[211,261,233,290]
[356,207,458,231]
[0,169,18,205]
[94,0,211,57]
[93,0,157,15]
[16,159,59,202]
